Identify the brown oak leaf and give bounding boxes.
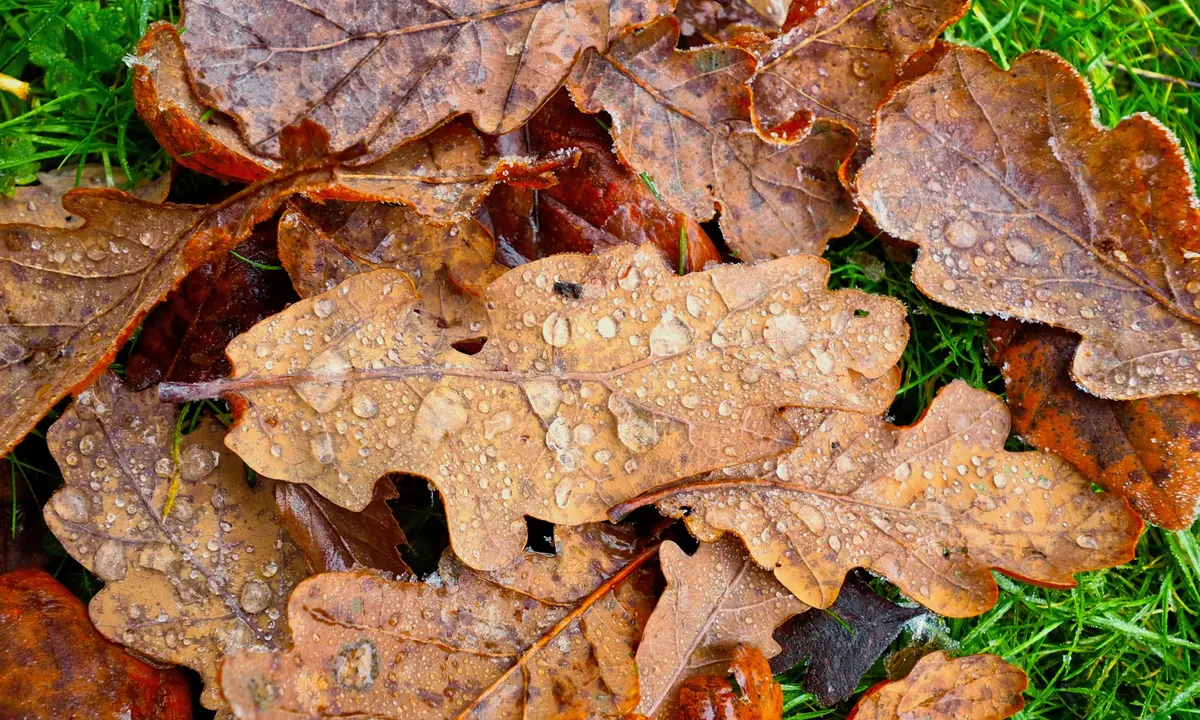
[567,17,859,259]
[43,373,310,710]
[0,165,171,228]
[175,0,673,161]
[220,524,655,720]
[614,380,1142,617]
[634,537,805,718]
[674,645,783,720]
[847,651,1026,720]
[275,478,412,578]
[0,568,194,720]
[857,47,1200,401]
[987,318,1200,530]
[182,243,907,573]
[676,0,788,42]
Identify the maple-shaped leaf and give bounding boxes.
[43,373,310,710]
[125,229,297,390]
[567,17,859,260]
[847,651,1026,720]
[857,47,1200,401]
[482,90,722,272]
[132,23,579,223]
[0,165,171,228]
[174,0,673,161]
[676,0,788,42]
[674,645,784,720]
[275,478,411,578]
[749,0,968,150]
[181,243,907,572]
[614,380,1142,617]
[0,568,194,720]
[634,537,805,718]
[987,319,1200,530]
[220,524,656,720]
[769,573,924,705]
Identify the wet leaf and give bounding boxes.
[43,373,310,709]
[674,645,783,720]
[769,573,924,706]
[125,229,298,390]
[0,165,171,228]
[195,243,907,573]
[615,380,1142,617]
[175,0,673,161]
[220,524,656,720]
[275,478,411,578]
[986,319,1200,530]
[482,90,722,272]
[634,537,805,718]
[676,0,788,41]
[0,568,194,720]
[567,17,859,260]
[857,47,1200,400]
[847,651,1026,720]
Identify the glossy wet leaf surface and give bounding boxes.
[847,651,1026,720]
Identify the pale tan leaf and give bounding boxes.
[848,651,1026,720]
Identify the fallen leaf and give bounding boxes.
[614,380,1142,617]
[275,478,411,578]
[220,524,656,720]
[0,165,171,228]
[188,243,907,572]
[676,0,788,41]
[847,651,1026,720]
[857,47,1200,400]
[43,373,310,709]
[482,90,722,272]
[986,319,1200,530]
[125,229,297,390]
[634,537,805,718]
[567,17,859,259]
[0,568,194,720]
[674,645,783,720]
[749,0,968,151]
[1,460,49,573]
[769,573,924,705]
[176,0,673,161]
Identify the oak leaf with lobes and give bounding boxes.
[615,380,1142,617]
[857,46,1200,400]
[847,651,1026,720]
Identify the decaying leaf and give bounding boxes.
[220,524,655,720]
[857,47,1200,400]
[987,319,1200,530]
[187,243,907,572]
[615,380,1142,617]
[674,645,783,720]
[0,568,194,720]
[847,651,1026,720]
[176,0,673,161]
[275,478,411,578]
[483,90,722,272]
[749,0,969,150]
[769,573,924,705]
[0,165,172,228]
[43,373,310,709]
[676,0,788,41]
[567,17,859,259]
[634,537,805,718]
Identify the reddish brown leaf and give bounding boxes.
[857,47,1200,400]
[0,165,171,228]
[0,568,193,720]
[847,651,1026,720]
[676,0,788,41]
[567,17,859,259]
[987,319,1200,530]
[675,645,783,720]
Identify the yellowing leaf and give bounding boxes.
[848,651,1026,720]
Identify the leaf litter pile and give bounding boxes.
[0,1,1198,719]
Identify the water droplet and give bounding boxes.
[1075,534,1099,550]
[1004,233,1040,265]
[649,314,692,357]
[352,394,380,419]
[93,540,127,581]
[51,488,88,522]
[542,312,570,347]
[523,379,562,421]
[239,580,272,613]
[554,478,573,509]
[945,219,980,249]
[597,315,619,339]
[313,298,336,318]
[413,386,469,447]
[295,347,352,413]
[310,432,336,465]
[180,444,218,481]
[609,394,661,453]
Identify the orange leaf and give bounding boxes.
[847,651,1026,720]
[674,645,783,720]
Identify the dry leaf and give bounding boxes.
[0,165,171,228]
[42,373,310,709]
[275,478,411,578]
[220,524,655,720]
[567,17,859,259]
[674,645,783,720]
[176,0,673,161]
[847,651,1026,720]
[187,243,907,572]
[857,47,1200,400]
[750,0,968,150]
[634,537,805,718]
[0,568,194,720]
[615,380,1142,617]
[987,319,1200,530]
[676,0,788,41]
